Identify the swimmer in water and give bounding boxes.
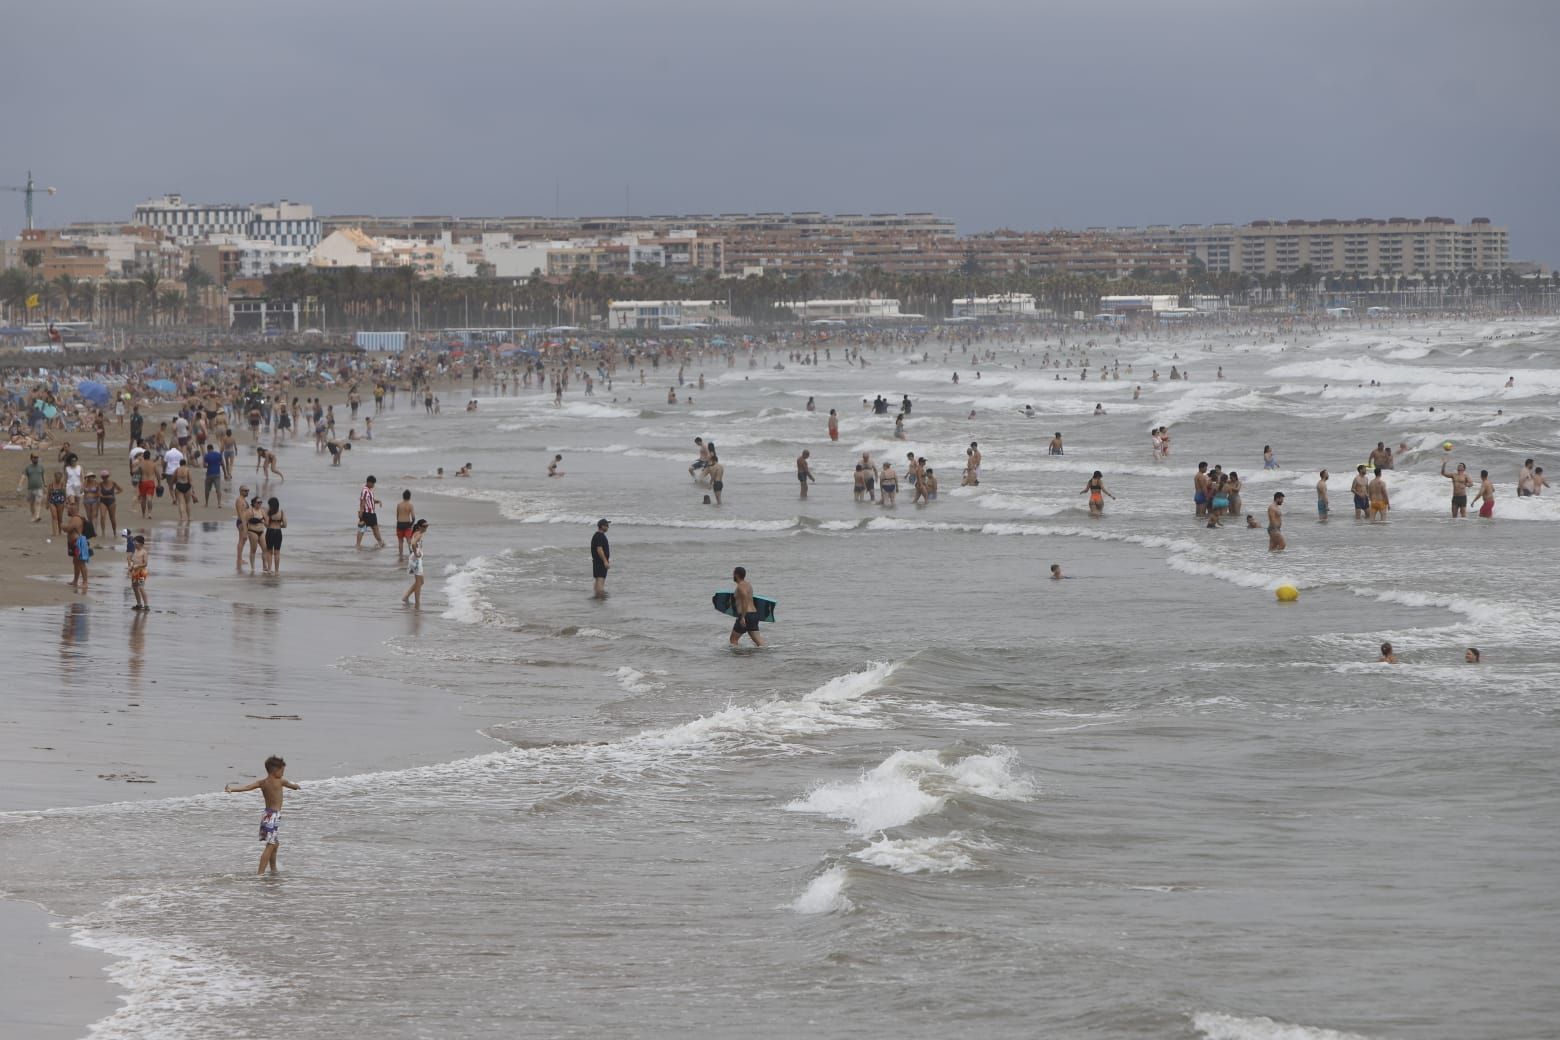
[1049,564,1068,580]
[1464,647,1481,664]
[1379,642,1398,664]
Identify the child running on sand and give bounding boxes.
[224,755,301,875]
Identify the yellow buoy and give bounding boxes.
[1275,584,1300,603]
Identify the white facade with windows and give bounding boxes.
[608,299,731,329]
[133,194,321,248]
[952,293,1042,318]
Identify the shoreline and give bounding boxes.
[0,382,510,1037]
[0,898,122,1040]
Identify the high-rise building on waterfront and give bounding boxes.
[1096,218,1507,277]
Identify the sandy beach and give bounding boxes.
[1,382,510,1036]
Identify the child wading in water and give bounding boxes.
[224,755,301,875]
[127,534,150,610]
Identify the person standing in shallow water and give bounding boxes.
[797,450,815,498]
[224,755,301,876]
[402,519,429,608]
[728,566,764,648]
[591,519,611,598]
[1268,492,1286,551]
[1081,471,1115,517]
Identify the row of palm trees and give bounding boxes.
[5,257,1556,332]
[0,264,219,327]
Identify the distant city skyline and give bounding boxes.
[11,0,1559,261]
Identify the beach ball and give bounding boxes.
[1275,584,1300,603]
[1442,440,1454,451]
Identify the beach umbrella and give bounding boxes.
[77,380,110,407]
[254,361,277,375]
[318,372,336,384]
[147,379,177,394]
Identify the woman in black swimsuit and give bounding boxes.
[173,458,194,523]
[244,496,266,571]
[263,496,287,574]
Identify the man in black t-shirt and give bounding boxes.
[591,519,611,598]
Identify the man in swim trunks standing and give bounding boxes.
[1194,461,1211,518]
[797,450,815,498]
[1471,469,1495,519]
[395,489,416,561]
[1367,470,1390,521]
[1316,470,1330,522]
[1440,461,1473,518]
[591,518,611,598]
[357,475,385,548]
[1267,492,1286,551]
[224,754,301,876]
[706,453,725,506]
[1351,465,1371,520]
[728,566,764,647]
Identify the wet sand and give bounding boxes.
[0,899,121,1039]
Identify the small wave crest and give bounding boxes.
[789,865,852,914]
[1192,1011,1376,1040]
[785,746,1035,835]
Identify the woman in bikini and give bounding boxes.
[173,456,194,523]
[243,495,266,571]
[263,496,288,574]
[1081,470,1116,518]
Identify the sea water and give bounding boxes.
[2,317,1558,1039]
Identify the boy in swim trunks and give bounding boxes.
[224,754,301,875]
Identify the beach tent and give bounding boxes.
[77,380,110,407]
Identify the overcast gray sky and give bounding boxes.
[12,0,1560,260]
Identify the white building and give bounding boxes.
[250,201,321,248]
[133,194,321,248]
[1099,294,1180,313]
[952,293,1043,318]
[311,228,379,269]
[608,299,732,329]
[792,298,902,321]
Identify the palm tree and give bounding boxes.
[137,269,161,327]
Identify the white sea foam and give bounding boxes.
[1192,1011,1376,1040]
[789,865,852,914]
[852,833,984,874]
[612,666,665,694]
[785,746,1035,836]
[520,511,802,533]
[441,554,501,624]
[75,922,262,1040]
[1,663,911,824]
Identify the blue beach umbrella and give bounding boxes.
[254,361,277,375]
[318,372,336,384]
[147,379,177,394]
[77,380,110,407]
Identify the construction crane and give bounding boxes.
[2,170,57,232]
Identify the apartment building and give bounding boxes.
[1105,218,1508,277]
[133,194,321,248]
